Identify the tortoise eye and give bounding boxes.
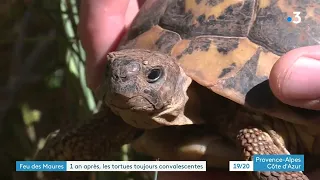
[146,68,163,83]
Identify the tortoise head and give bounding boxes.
[98,49,193,129]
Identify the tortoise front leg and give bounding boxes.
[34,109,140,180]
[236,127,309,180]
[131,125,242,169]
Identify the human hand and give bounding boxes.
[269,45,320,180]
[79,0,144,90]
[269,45,320,111]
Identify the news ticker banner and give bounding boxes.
[16,155,304,172]
[16,161,206,172]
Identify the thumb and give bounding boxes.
[269,45,320,110]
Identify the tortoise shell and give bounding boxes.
[117,0,320,124]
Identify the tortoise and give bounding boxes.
[35,0,320,179]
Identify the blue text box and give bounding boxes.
[16,161,67,171]
[253,155,304,172]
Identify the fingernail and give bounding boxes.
[282,56,320,100]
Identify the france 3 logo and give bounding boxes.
[287,12,302,24]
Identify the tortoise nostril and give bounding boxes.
[113,74,120,81]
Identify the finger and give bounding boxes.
[157,171,246,180]
[79,0,131,89]
[124,0,142,28]
[269,45,320,110]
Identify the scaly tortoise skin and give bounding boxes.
[35,0,320,179]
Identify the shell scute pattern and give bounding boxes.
[120,0,320,124]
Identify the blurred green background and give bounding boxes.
[0,0,153,179]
